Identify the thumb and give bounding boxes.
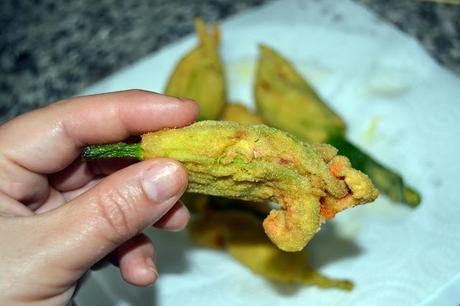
[41,158,188,272]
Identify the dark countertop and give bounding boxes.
[1,0,459,123]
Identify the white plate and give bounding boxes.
[77,1,460,305]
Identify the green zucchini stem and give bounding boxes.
[82,143,143,160]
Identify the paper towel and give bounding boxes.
[76,0,460,305]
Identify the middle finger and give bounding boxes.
[50,158,137,192]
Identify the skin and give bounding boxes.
[0,90,198,306]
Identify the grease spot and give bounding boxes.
[359,59,423,98]
[362,116,380,144]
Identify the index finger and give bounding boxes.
[0,90,198,174]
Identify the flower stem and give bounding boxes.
[82,143,143,160]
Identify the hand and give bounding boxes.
[0,90,198,306]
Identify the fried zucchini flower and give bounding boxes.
[222,103,264,125]
[83,121,378,251]
[255,45,346,143]
[254,44,420,207]
[188,210,353,290]
[165,18,226,120]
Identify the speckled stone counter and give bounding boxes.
[355,0,460,76]
[1,0,459,123]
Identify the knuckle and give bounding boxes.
[96,187,141,243]
[9,179,48,206]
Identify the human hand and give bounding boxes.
[0,90,198,306]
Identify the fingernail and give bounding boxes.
[171,204,191,232]
[142,161,184,204]
[146,256,156,270]
[146,257,159,283]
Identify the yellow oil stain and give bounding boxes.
[363,116,380,144]
[228,60,255,84]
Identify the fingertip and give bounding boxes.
[121,258,158,287]
[118,90,199,131]
[145,256,160,283]
[141,158,189,206]
[153,201,190,231]
[118,234,158,286]
[158,158,189,192]
[178,97,200,124]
